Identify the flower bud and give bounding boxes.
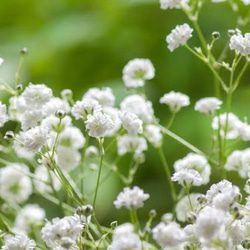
[55,110,66,119]
[242,239,250,249]
[212,31,220,40]
[149,209,157,218]
[110,221,118,229]
[4,131,14,140]
[20,47,28,55]
[16,84,23,92]
[186,211,197,224]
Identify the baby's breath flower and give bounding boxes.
[85,112,114,138]
[194,97,222,115]
[171,169,202,187]
[160,91,190,112]
[166,23,193,52]
[114,186,149,209]
[144,124,163,147]
[2,234,36,250]
[43,97,70,116]
[20,110,43,131]
[160,0,188,9]
[119,112,143,135]
[229,31,250,56]
[122,58,155,88]
[0,101,8,127]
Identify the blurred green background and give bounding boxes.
[1,0,250,225]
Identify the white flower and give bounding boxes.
[21,83,53,108]
[122,58,155,88]
[21,126,49,152]
[58,126,85,149]
[13,134,35,160]
[212,112,241,139]
[2,234,36,250]
[241,0,250,4]
[229,31,250,56]
[160,0,187,9]
[119,112,143,135]
[14,204,45,233]
[85,112,114,138]
[171,169,202,187]
[174,153,211,185]
[34,166,61,193]
[0,57,4,66]
[41,115,72,132]
[166,23,193,52]
[56,146,81,171]
[0,101,8,127]
[41,215,83,248]
[144,124,162,147]
[120,95,154,123]
[176,193,201,222]
[71,98,101,120]
[117,135,148,155]
[111,223,141,250]
[20,110,43,130]
[0,164,32,203]
[114,186,149,209]
[237,121,250,141]
[194,97,222,115]
[83,87,115,107]
[85,146,99,158]
[152,222,186,248]
[160,91,190,112]
[43,97,71,117]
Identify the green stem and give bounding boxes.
[158,147,177,202]
[166,112,176,130]
[187,188,194,211]
[129,209,140,232]
[81,133,89,194]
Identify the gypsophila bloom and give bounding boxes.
[174,153,211,185]
[2,234,36,250]
[110,223,141,250]
[144,124,163,147]
[0,164,32,203]
[0,57,4,66]
[122,58,155,88]
[114,186,149,209]
[229,31,250,56]
[0,101,8,127]
[20,110,43,130]
[43,97,70,116]
[41,115,72,133]
[176,193,201,222]
[119,112,143,135]
[194,97,222,115]
[85,112,114,138]
[41,215,83,248]
[71,98,101,120]
[13,134,35,160]
[152,222,186,248]
[166,23,193,52]
[21,126,49,152]
[83,87,115,107]
[160,91,190,112]
[160,0,187,9]
[236,121,250,141]
[21,83,53,108]
[212,112,241,139]
[117,134,148,156]
[171,169,202,187]
[14,204,45,233]
[120,94,154,123]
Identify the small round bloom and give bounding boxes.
[171,169,202,187]
[122,58,155,88]
[20,110,43,130]
[114,186,149,209]
[21,126,49,152]
[43,97,71,116]
[160,91,190,112]
[85,112,114,138]
[152,222,186,248]
[144,124,163,147]
[119,112,143,135]
[2,234,36,250]
[194,97,222,115]
[160,0,187,9]
[0,164,32,203]
[0,101,8,127]
[166,23,193,52]
[229,31,250,56]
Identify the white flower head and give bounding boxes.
[85,112,114,138]
[152,221,186,248]
[41,215,83,248]
[117,134,148,155]
[194,97,222,115]
[120,94,154,123]
[83,87,115,107]
[212,112,241,139]
[0,57,4,66]
[43,97,71,117]
[0,164,32,203]
[144,124,163,148]
[20,109,43,131]
[166,23,193,52]
[122,58,155,88]
[119,112,143,135]
[229,31,250,56]
[21,126,50,152]
[14,204,45,233]
[71,99,101,120]
[160,91,190,112]
[160,0,188,9]
[114,186,149,209]
[2,234,36,250]
[0,101,8,127]
[171,169,202,187]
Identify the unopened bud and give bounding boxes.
[20,48,28,55]
[149,209,157,218]
[61,89,72,100]
[16,84,23,92]
[4,131,14,140]
[110,221,118,229]
[242,239,250,249]
[186,211,197,224]
[228,29,236,37]
[55,110,66,119]
[212,31,220,40]
[197,194,207,204]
